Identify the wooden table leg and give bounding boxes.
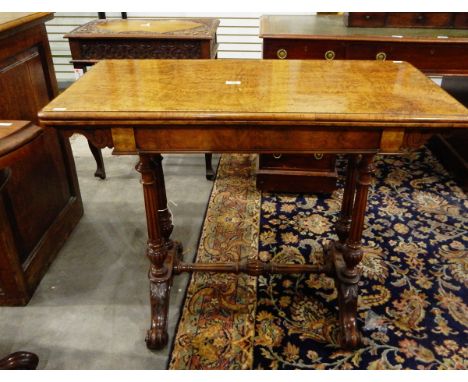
[327,154,374,349]
[0,351,39,370]
[136,154,173,350]
[339,154,375,348]
[151,154,183,258]
[205,153,215,180]
[324,155,359,277]
[87,140,106,179]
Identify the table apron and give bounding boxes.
[114,125,386,154]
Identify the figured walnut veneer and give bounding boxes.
[38,59,468,350]
[40,60,468,131]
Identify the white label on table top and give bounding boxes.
[393,61,403,64]
[140,23,151,27]
[52,107,67,111]
[0,122,13,127]
[73,68,84,80]
[437,35,449,39]
[429,76,443,86]
[391,35,403,38]
[225,80,241,85]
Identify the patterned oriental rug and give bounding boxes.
[168,149,467,370]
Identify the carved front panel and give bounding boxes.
[80,39,203,59]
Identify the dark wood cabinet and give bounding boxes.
[259,15,468,193]
[0,13,83,305]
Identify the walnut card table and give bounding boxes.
[38,59,468,350]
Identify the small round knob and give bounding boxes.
[277,49,287,59]
[376,52,387,61]
[417,14,425,22]
[314,153,324,160]
[365,15,371,20]
[324,50,335,60]
[273,154,282,159]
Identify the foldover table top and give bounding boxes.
[39,59,467,128]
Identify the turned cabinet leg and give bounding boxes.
[205,153,215,181]
[136,154,172,350]
[87,140,106,179]
[336,154,375,349]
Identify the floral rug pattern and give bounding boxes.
[169,148,467,369]
[168,154,260,369]
[255,148,467,369]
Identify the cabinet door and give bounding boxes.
[0,45,71,263]
[0,47,50,122]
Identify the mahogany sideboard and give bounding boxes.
[65,18,220,180]
[0,13,83,305]
[259,14,468,192]
[38,59,468,350]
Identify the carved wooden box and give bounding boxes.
[65,18,219,69]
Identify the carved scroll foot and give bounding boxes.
[337,279,361,349]
[146,279,171,350]
[205,153,215,180]
[0,351,39,370]
[329,241,362,350]
[145,246,176,351]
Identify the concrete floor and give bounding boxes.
[0,135,219,369]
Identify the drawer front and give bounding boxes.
[346,42,468,73]
[263,39,346,60]
[259,154,336,172]
[345,12,386,27]
[385,13,453,28]
[257,172,337,193]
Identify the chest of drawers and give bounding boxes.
[258,15,468,193]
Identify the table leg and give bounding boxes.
[136,154,173,350]
[333,154,375,349]
[205,153,215,180]
[336,154,359,245]
[150,155,173,243]
[324,154,358,277]
[87,140,106,179]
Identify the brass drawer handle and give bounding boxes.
[324,50,335,60]
[376,52,387,61]
[273,154,282,159]
[314,153,323,160]
[277,49,287,59]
